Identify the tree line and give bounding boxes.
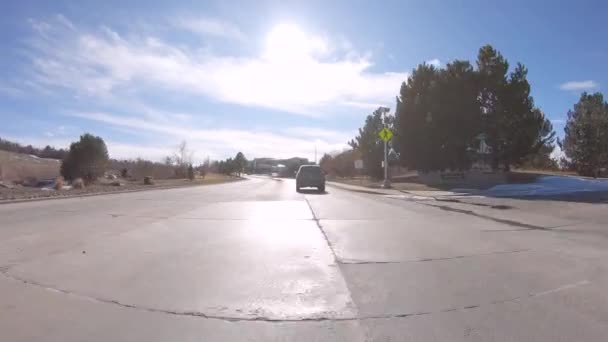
[211,152,248,176]
[0,137,68,159]
[1,132,254,182]
[58,135,201,182]
[348,44,607,178]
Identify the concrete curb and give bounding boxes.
[326,181,393,195]
[0,178,245,206]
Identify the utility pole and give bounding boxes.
[314,144,317,164]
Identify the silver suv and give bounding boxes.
[296,165,325,192]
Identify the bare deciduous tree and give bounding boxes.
[173,141,193,167]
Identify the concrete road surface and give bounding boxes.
[2,176,608,341]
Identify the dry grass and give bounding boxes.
[0,150,60,182]
[0,173,241,202]
[512,168,579,177]
[111,159,177,180]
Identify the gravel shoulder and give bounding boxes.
[0,174,242,203]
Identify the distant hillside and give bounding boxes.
[0,137,68,160]
[0,150,61,182]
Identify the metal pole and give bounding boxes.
[384,140,389,183]
[382,110,391,188]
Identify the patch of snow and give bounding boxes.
[0,181,15,189]
[485,176,608,197]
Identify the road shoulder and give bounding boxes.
[0,176,244,205]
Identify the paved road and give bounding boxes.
[2,176,608,341]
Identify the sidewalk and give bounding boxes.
[328,180,474,199]
[326,181,403,195]
[328,179,608,231]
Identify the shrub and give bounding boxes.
[61,134,109,182]
[144,176,154,185]
[72,178,85,188]
[54,176,64,190]
[72,178,85,189]
[187,164,195,180]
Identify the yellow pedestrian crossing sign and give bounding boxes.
[378,128,393,142]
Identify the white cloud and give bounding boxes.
[41,124,69,139]
[338,36,353,51]
[559,80,598,91]
[426,58,441,68]
[24,16,407,115]
[0,132,174,162]
[10,15,410,161]
[106,141,174,161]
[55,14,75,31]
[27,18,51,35]
[64,112,349,161]
[284,127,355,140]
[341,101,386,109]
[172,16,245,40]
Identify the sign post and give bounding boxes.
[354,159,364,185]
[378,127,393,188]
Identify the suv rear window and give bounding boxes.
[299,166,322,175]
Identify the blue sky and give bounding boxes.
[1,0,606,161]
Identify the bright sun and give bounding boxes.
[263,23,328,62]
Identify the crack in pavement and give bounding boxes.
[0,269,476,322]
[302,196,364,324]
[302,198,338,263]
[381,194,575,232]
[0,269,353,323]
[338,249,531,265]
[423,203,552,230]
[0,269,590,324]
